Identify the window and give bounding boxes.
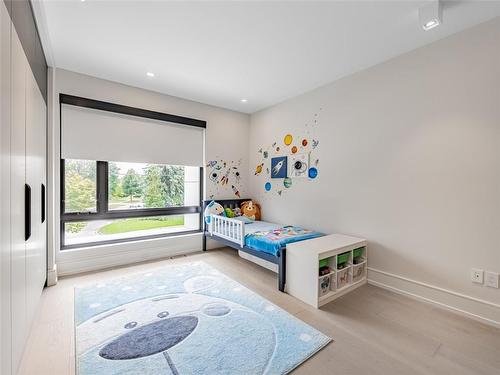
[61,160,202,249]
[59,94,205,250]
[108,162,192,210]
[63,159,97,213]
[64,214,200,247]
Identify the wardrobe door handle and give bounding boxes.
[41,183,46,223]
[25,184,31,241]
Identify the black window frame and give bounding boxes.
[59,94,206,250]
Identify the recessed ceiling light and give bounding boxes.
[146,72,155,77]
[423,20,439,30]
[241,99,248,103]
[419,0,442,31]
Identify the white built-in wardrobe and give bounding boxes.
[1,1,47,374]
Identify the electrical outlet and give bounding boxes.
[471,268,484,284]
[484,271,499,288]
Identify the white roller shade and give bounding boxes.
[61,104,204,166]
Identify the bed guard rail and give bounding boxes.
[209,215,245,248]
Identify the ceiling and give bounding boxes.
[35,1,500,114]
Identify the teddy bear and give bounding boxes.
[240,200,261,221]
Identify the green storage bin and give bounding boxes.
[319,259,329,268]
[337,252,349,266]
[353,247,365,259]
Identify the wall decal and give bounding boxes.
[254,163,264,175]
[206,159,243,198]
[308,167,318,179]
[255,109,321,196]
[271,157,287,179]
[231,185,241,197]
[289,153,310,178]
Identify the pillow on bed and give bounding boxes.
[204,201,225,224]
[233,216,254,224]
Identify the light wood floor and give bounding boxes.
[19,248,500,375]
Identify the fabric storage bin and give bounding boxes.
[318,274,331,297]
[337,267,350,289]
[352,262,365,282]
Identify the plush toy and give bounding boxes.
[232,207,242,217]
[224,207,235,218]
[204,201,225,224]
[240,200,261,221]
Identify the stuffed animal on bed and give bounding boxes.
[224,207,235,218]
[241,200,261,221]
[224,207,243,218]
[204,201,225,224]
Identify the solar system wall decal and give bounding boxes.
[206,158,243,199]
[255,109,321,197]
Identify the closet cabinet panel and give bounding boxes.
[10,27,28,371]
[36,76,47,291]
[1,2,47,373]
[25,67,46,326]
[38,85,47,291]
[0,1,12,374]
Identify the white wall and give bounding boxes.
[48,68,249,277]
[249,19,500,325]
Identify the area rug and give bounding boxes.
[75,261,331,375]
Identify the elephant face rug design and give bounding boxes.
[75,262,331,375]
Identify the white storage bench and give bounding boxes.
[286,234,367,308]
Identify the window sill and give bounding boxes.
[61,229,202,251]
[56,231,203,276]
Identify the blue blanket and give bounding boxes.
[245,226,323,256]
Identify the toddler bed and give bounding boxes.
[202,199,323,292]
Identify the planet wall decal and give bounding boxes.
[254,163,264,175]
[302,139,308,146]
[291,146,298,154]
[283,178,292,188]
[308,167,318,179]
[284,134,293,146]
[265,182,272,191]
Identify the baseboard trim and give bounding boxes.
[368,267,500,328]
[46,265,58,286]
